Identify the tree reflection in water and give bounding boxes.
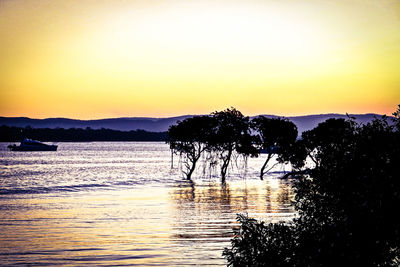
[168,179,296,254]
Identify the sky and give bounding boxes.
[0,0,399,119]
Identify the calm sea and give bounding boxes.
[0,142,295,266]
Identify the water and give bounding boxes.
[0,142,295,266]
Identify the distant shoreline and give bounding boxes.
[2,141,167,143]
[0,125,168,142]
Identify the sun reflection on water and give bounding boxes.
[0,142,296,265]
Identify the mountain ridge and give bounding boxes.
[0,113,392,133]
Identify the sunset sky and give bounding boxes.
[0,0,399,119]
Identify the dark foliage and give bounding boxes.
[166,108,310,182]
[167,107,263,182]
[393,104,400,131]
[167,116,215,179]
[223,214,296,267]
[208,108,258,182]
[224,106,400,266]
[0,125,167,142]
[251,117,298,179]
[300,118,355,167]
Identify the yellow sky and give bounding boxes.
[0,0,399,119]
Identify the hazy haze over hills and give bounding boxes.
[0,113,391,134]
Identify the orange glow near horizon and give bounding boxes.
[0,0,399,119]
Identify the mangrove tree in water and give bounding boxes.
[251,116,298,180]
[167,115,215,180]
[207,108,258,183]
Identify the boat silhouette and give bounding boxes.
[8,138,58,151]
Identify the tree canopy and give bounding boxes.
[207,108,258,182]
[167,108,300,182]
[251,116,298,179]
[224,105,400,266]
[167,116,215,179]
[300,118,355,167]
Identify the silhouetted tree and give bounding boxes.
[251,117,298,179]
[300,118,355,167]
[167,116,215,180]
[224,106,400,266]
[392,104,400,131]
[207,108,258,182]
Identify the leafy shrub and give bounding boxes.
[224,106,400,266]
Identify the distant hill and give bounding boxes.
[254,113,390,134]
[0,113,391,134]
[0,115,192,132]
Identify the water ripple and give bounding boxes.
[0,142,296,266]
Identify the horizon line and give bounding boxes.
[0,112,391,121]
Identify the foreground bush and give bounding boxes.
[223,214,296,267]
[224,106,400,266]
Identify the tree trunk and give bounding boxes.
[221,148,232,183]
[171,149,174,169]
[186,147,202,180]
[260,153,272,180]
[186,159,197,180]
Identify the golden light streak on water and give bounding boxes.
[0,142,295,265]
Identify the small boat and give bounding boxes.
[8,138,57,151]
